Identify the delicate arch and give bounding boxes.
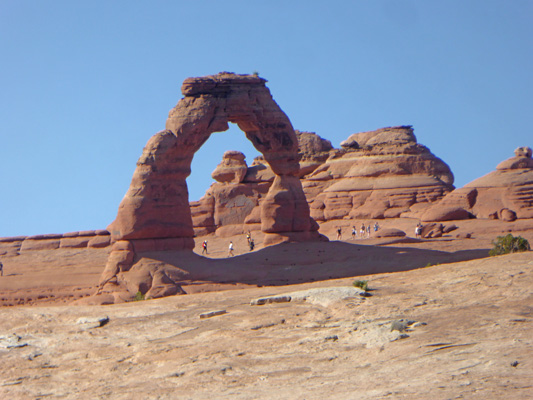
[107,72,317,249]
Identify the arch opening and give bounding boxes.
[187,123,261,202]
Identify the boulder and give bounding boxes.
[60,236,92,249]
[514,146,532,158]
[442,224,459,234]
[499,208,517,222]
[420,223,444,239]
[420,206,471,222]
[88,235,111,248]
[374,228,406,238]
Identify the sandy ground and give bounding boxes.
[0,218,532,399]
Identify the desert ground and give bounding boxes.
[1,218,532,399]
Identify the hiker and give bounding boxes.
[0,260,3,277]
[202,240,208,255]
[374,222,379,232]
[336,226,342,240]
[228,241,234,257]
[246,231,251,244]
[367,224,371,237]
[351,226,357,240]
[415,223,422,238]
[360,223,366,238]
[249,238,255,251]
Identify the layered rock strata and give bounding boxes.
[307,126,454,221]
[422,146,533,221]
[0,230,111,257]
[191,126,455,234]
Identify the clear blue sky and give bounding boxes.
[1,1,531,237]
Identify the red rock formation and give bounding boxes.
[211,150,248,184]
[108,72,317,247]
[99,72,322,302]
[0,231,111,256]
[423,146,533,221]
[190,126,455,234]
[312,126,454,221]
[297,126,453,221]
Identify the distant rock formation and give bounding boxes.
[191,130,332,237]
[191,125,455,234]
[0,230,111,257]
[422,146,533,221]
[306,126,454,221]
[211,150,248,184]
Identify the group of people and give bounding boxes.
[336,221,426,241]
[336,222,380,240]
[203,222,425,256]
[201,231,256,258]
[228,231,255,257]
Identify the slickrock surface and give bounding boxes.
[0,247,109,306]
[1,251,532,399]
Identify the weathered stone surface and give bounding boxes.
[88,235,111,248]
[285,286,367,307]
[5,251,533,399]
[60,236,92,249]
[63,230,100,238]
[26,233,63,240]
[0,236,27,243]
[374,228,407,238]
[100,73,321,301]
[315,126,453,221]
[299,126,453,221]
[420,206,471,222]
[442,224,458,234]
[191,125,455,230]
[199,310,227,319]
[499,208,517,222]
[0,240,23,256]
[108,72,316,246]
[426,147,533,220]
[20,238,60,252]
[294,130,333,177]
[514,146,532,158]
[251,295,292,305]
[420,223,444,239]
[211,150,248,184]
[341,125,416,148]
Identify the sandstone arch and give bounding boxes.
[107,72,319,249]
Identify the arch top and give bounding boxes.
[166,72,300,175]
[181,72,267,97]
